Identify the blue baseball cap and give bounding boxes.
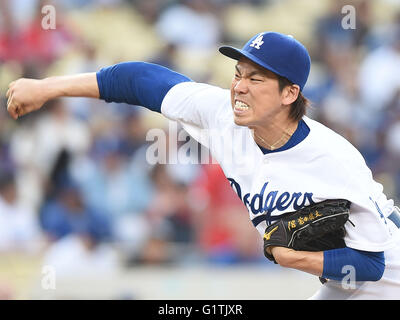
[219,32,311,91]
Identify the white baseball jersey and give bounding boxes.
[160,81,400,299]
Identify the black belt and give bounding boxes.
[388,206,400,228]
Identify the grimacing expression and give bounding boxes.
[230,58,285,128]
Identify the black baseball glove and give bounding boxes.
[263,199,351,262]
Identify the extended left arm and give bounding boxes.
[6,62,191,119]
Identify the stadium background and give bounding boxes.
[0,0,399,299]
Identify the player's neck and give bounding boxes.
[251,118,298,151]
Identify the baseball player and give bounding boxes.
[6,31,400,299]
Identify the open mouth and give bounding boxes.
[234,100,250,112]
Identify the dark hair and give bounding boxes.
[277,75,311,122]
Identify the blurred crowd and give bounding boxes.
[0,0,399,296]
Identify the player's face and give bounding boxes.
[230,58,285,127]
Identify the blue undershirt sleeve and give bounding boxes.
[322,247,385,282]
[96,62,192,113]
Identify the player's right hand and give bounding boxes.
[6,78,48,120]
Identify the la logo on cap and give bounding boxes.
[250,34,264,49]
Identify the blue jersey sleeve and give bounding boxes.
[96,62,192,113]
[323,247,385,282]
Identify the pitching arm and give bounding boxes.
[6,62,191,119]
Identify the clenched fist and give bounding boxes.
[6,78,49,120]
[5,73,99,120]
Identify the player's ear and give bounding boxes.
[281,84,300,106]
